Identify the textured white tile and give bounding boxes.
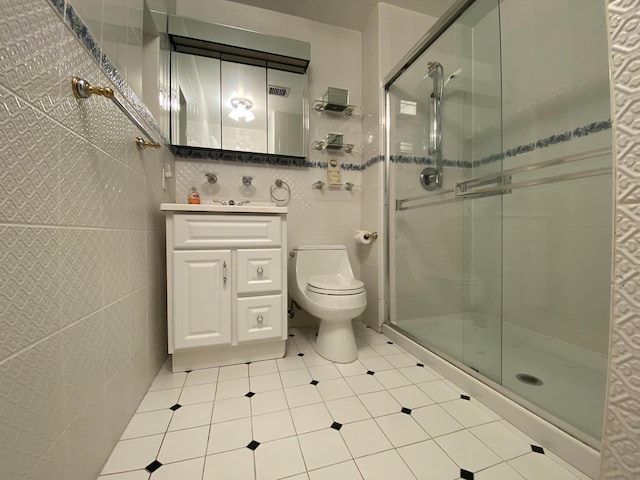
[345,374,385,394]
[184,368,219,386]
[151,457,205,480]
[280,368,313,388]
[324,396,372,424]
[98,471,149,480]
[373,369,412,389]
[216,378,250,400]
[250,372,283,393]
[509,453,580,480]
[375,413,430,447]
[411,405,464,438]
[122,410,172,439]
[335,360,369,377]
[398,366,439,384]
[359,390,403,417]
[416,381,459,403]
[157,425,209,464]
[309,461,363,480]
[284,384,323,408]
[249,360,278,376]
[169,402,213,432]
[371,343,402,356]
[360,356,395,372]
[277,355,308,371]
[298,428,352,470]
[251,389,289,415]
[441,399,497,428]
[291,403,333,434]
[219,364,249,381]
[316,378,354,401]
[475,463,526,480]
[179,383,216,405]
[208,417,252,454]
[340,419,393,458]
[101,435,164,474]
[470,421,531,460]
[388,385,434,409]
[398,440,460,480]
[303,353,332,367]
[435,430,502,472]
[203,448,254,480]
[255,437,306,480]
[253,409,296,443]
[212,397,251,423]
[385,354,418,368]
[355,450,417,480]
[308,363,342,381]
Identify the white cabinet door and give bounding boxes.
[236,295,283,343]
[173,250,232,349]
[236,249,282,294]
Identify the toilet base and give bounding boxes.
[313,319,358,363]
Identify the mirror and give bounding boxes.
[167,15,310,158]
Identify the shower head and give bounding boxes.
[444,68,463,88]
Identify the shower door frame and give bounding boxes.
[381,0,604,450]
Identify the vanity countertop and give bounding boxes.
[160,202,287,214]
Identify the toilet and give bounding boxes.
[288,245,366,363]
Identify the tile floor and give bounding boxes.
[98,322,591,480]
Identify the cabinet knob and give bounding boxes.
[257,315,264,323]
[257,267,264,275]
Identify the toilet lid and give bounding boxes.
[306,274,365,295]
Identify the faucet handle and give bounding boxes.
[212,199,227,205]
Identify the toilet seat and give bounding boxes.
[306,274,365,295]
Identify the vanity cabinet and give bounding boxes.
[162,204,288,372]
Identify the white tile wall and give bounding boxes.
[0,0,173,478]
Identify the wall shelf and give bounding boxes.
[312,99,359,116]
[312,136,355,153]
[312,181,359,191]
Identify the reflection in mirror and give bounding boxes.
[268,69,304,156]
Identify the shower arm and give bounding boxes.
[427,62,444,188]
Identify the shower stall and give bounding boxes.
[385,0,612,449]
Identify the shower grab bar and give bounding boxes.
[71,76,162,150]
[396,193,463,211]
[455,147,611,196]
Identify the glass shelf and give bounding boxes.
[312,99,360,116]
[312,137,355,153]
[312,181,359,191]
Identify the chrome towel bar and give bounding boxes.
[71,76,161,150]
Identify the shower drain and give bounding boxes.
[516,373,544,386]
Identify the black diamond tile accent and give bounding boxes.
[531,445,545,454]
[185,370,193,373]
[461,394,471,400]
[169,404,182,411]
[297,353,305,357]
[245,391,255,398]
[401,407,412,415]
[460,469,474,480]
[387,341,394,344]
[247,440,260,450]
[289,334,295,337]
[416,363,425,367]
[367,370,375,375]
[145,460,162,473]
[310,380,319,385]
[331,422,343,430]
[245,362,252,365]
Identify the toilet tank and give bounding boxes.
[291,245,355,287]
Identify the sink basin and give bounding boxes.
[160,202,287,214]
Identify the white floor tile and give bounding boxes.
[249,372,283,393]
[385,354,419,368]
[179,383,216,405]
[360,356,395,372]
[254,436,306,480]
[121,410,172,439]
[411,405,464,438]
[373,369,412,389]
[308,364,342,381]
[280,368,313,388]
[316,378,354,401]
[303,352,332,367]
[324,396,371,424]
[355,449,417,480]
[508,453,581,480]
[98,472,149,480]
[208,417,253,454]
[397,440,459,480]
[357,345,381,359]
[277,355,308,372]
[359,332,390,346]
[345,374,385,394]
[388,385,434,409]
[185,368,219,387]
[475,462,526,480]
[308,460,363,480]
[151,457,205,480]
[290,403,333,434]
[284,384,323,408]
[371,343,402,356]
[469,421,531,460]
[335,360,368,377]
[251,389,289,415]
[358,390,402,417]
[218,363,249,381]
[375,413,430,447]
[249,360,278,377]
[398,366,439,384]
[137,388,181,413]
[150,372,187,391]
[157,425,209,464]
[253,409,296,443]
[169,402,213,432]
[101,435,164,474]
[211,396,251,423]
[434,430,502,472]
[298,428,352,470]
[284,475,310,480]
[340,419,393,458]
[440,399,497,428]
[416,381,459,403]
[216,378,250,400]
[203,448,255,480]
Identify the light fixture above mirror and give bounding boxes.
[229,98,255,122]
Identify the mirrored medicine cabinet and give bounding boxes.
[167,15,310,158]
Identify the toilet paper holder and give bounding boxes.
[364,231,378,240]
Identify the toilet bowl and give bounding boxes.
[288,245,366,363]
